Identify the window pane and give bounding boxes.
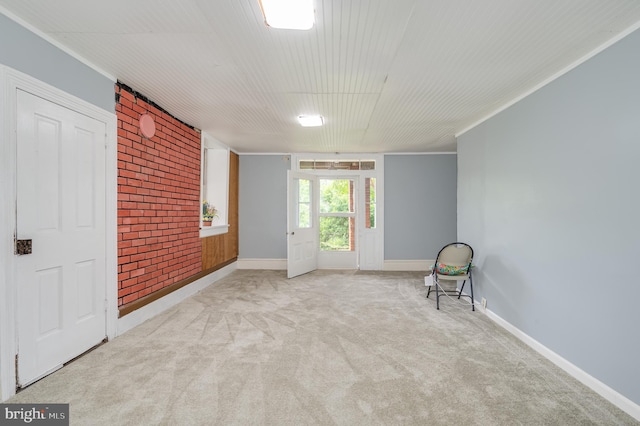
[202,146,229,226]
[320,216,355,251]
[298,160,375,170]
[360,160,376,170]
[298,179,311,228]
[366,177,376,229]
[299,160,314,170]
[369,204,376,229]
[320,179,354,213]
[299,179,310,202]
[298,203,310,228]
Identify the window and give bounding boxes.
[300,159,375,170]
[298,178,311,228]
[365,177,376,229]
[200,134,229,237]
[319,179,355,251]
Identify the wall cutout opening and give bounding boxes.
[201,134,229,236]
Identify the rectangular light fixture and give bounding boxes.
[297,115,324,127]
[258,0,315,30]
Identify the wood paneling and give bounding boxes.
[202,151,239,272]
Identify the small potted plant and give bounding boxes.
[202,201,218,226]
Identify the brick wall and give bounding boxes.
[116,84,202,308]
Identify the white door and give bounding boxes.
[16,90,107,387]
[287,171,318,278]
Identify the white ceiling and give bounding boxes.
[2,1,640,153]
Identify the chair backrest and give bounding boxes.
[435,242,473,269]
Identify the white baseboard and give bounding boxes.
[116,262,237,336]
[484,308,640,422]
[236,258,286,270]
[383,259,433,271]
[236,259,434,271]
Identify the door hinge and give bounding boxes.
[15,354,19,389]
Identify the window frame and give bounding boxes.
[318,177,356,252]
[200,133,230,237]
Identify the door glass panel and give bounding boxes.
[298,179,311,228]
[320,217,355,251]
[320,179,354,213]
[365,177,376,229]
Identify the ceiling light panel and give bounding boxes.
[259,0,314,30]
[297,115,324,127]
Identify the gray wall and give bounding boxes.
[458,30,640,405]
[0,13,114,111]
[239,154,458,261]
[384,155,457,260]
[239,155,290,259]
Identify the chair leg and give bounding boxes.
[469,275,475,311]
[426,285,432,299]
[435,279,440,310]
[458,280,466,299]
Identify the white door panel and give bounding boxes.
[16,90,107,387]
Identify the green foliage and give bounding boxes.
[313,178,376,250]
[320,179,350,213]
[319,180,352,251]
[369,204,376,228]
[202,201,218,220]
[320,217,350,251]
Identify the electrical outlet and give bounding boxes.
[481,297,487,309]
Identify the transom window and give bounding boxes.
[300,159,375,170]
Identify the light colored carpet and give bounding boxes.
[8,269,637,425]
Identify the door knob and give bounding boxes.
[16,239,32,255]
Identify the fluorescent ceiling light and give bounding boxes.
[259,0,315,30]
[297,115,324,127]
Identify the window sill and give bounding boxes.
[200,224,229,238]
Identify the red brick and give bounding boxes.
[121,262,138,272]
[122,293,139,305]
[129,268,145,278]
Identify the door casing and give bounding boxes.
[0,66,118,401]
[290,154,384,271]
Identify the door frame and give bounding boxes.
[290,154,384,270]
[0,66,118,400]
